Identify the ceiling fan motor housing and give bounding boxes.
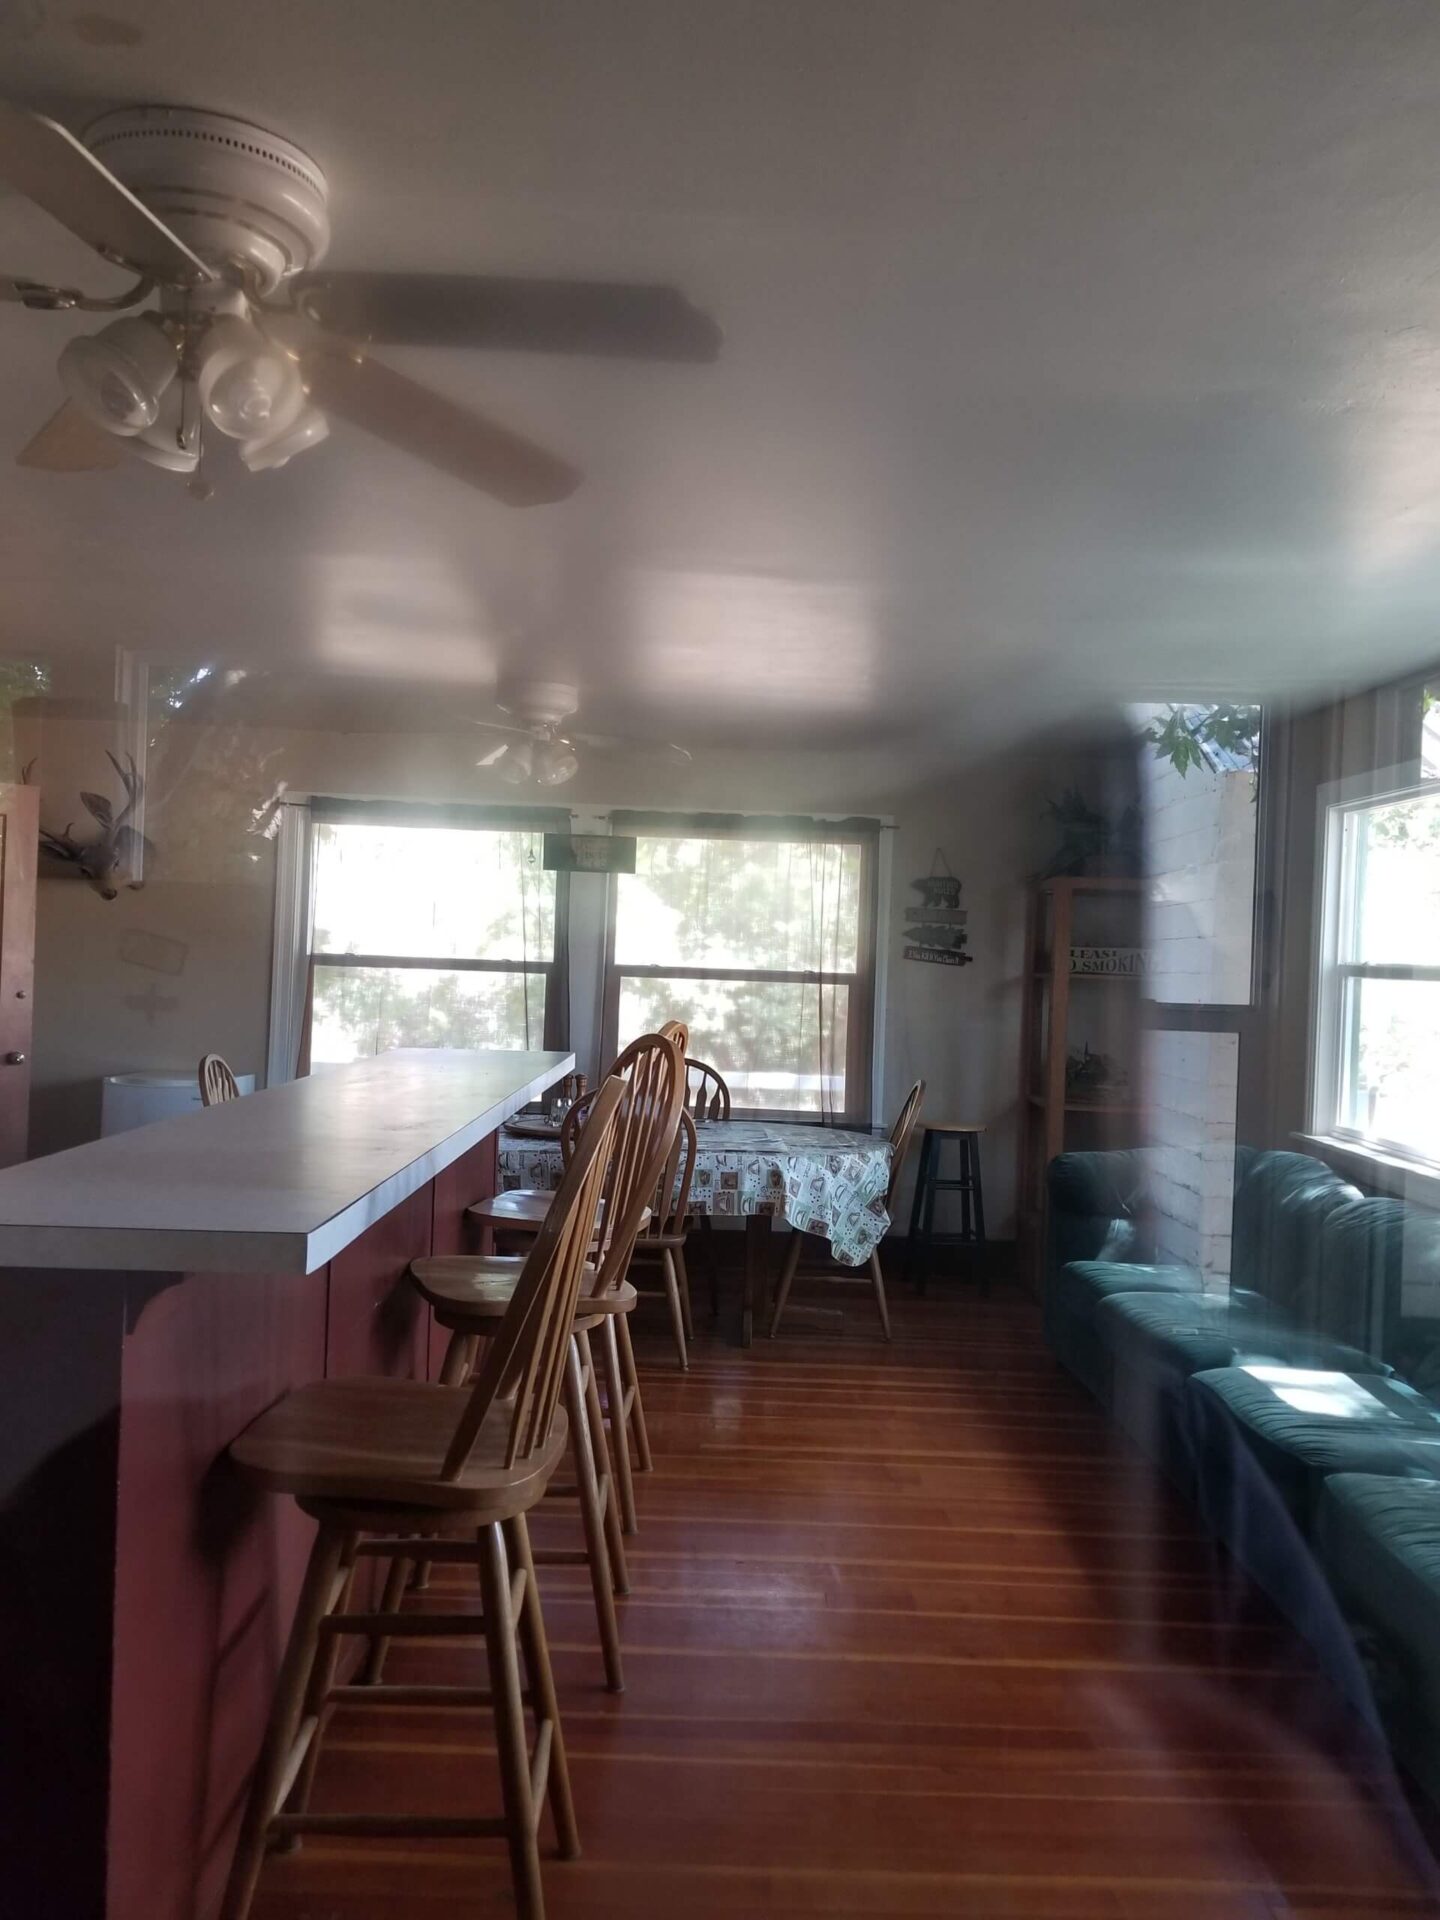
[83,107,329,293]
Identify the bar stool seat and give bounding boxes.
[230,1376,567,1511]
[470,1190,556,1228]
[413,1253,638,1322]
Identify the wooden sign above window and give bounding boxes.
[543,833,638,874]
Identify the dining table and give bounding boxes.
[498,1115,894,1344]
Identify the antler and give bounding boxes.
[37,824,83,862]
[104,750,143,834]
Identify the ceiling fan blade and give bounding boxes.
[0,100,213,286]
[571,731,692,765]
[287,273,721,363]
[291,328,581,506]
[476,743,511,768]
[17,401,124,471]
[465,718,533,739]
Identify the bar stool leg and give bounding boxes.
[563,1334,625,1691]
[577,1329,628,1589]
[615,1313,654,1471]
[479,1521,547,1917]
[904,1130,932,1287]
[219,1523,348,1920]
[600,1317,639,1533]
[661,1248,689,1370]
[505,1512,581,1861]
[917,1133,941,1295]
[970,1133,990,1295]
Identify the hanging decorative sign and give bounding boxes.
[1069,945,1151,977]
[543,833,637,874]
[904,851,973,964]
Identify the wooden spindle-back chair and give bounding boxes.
[198,1052,240,1106]
[768,1079,925,1343]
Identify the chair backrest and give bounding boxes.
[657,1018,690,1053]
[637,1107,697,1242]
[883,1080,926,1211]
[557,1031,686,1290]
[443,1075,624,1479]
[685,1058,731,1122]
[198,1053,240,1107]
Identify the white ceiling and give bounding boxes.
[4,0,1440,790]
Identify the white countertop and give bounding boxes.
[0,1049,572,1275]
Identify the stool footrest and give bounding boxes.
[271,1812,511,1839]
[327,1683,500,1708]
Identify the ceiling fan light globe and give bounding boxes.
[535,740,579,786]
[197,316,294,440]
[496,740,534,785]
[58,315,178,435]
[240,402,329,472]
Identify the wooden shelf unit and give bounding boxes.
[1016,874,1146,1289]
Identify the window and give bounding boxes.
[1314,781,1440,1169]
[303,806,562,1067]
[606,821,878,1122]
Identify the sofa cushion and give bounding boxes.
[1095,1289,1380,1385]
[1046,1150,1156,1272]
[1188,1366,1440,1534]
[1230,1150,1361,1310]
[1047,1260,1201,1402]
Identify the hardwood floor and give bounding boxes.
[253,1284,1440,1919]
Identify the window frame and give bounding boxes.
[601,813,881,1127]
[273,797,570,1078]
[1310,769,1440,1175]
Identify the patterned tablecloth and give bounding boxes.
[497,1118,893,1267]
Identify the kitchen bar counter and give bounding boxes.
[0,1048,572,1920]
[0,1048,570,1272]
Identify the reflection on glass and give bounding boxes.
[618,975,849,1115]
[614,836,861,973]
[310,966,547,1064]
[312,823,554,961]
[1132,701,1260,1006]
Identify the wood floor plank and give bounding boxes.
[249,1286,1440,1919]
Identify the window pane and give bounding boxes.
[1423,685,1439,782]
[310,966,547,1065]
[618,975,849,1115]
[312,823,554,962]
[1344,791,1440,966]
[613,837,862,973]
[1340,977,1440,1161]
[1132,701,1261,1006]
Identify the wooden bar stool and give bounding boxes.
[405,1033,685,1688]
[219,1075,624,1920]
[905,1121,989,1294]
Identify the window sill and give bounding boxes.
[1293,1132,1440,1210]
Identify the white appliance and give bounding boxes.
[101,1069,256,1136]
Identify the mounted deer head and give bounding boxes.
[30,751,154,901]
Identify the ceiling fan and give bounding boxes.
[469,680,691,787]
[0,100,720,503]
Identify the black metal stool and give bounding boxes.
[905,1123,988,1293]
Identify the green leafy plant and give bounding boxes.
[1041,789,1142,878]
[1144,702,1260,778]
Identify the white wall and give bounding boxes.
[28,721,1044,1237]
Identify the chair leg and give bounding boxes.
[358,1548,411,1687]
[438,1328,478,1387]
[506,1512,581,1859]
[869,1248,893,1342]
[599,1317,639,1534]
[564,1335,624,1691]
[700,1214,721,1314]
[219,1523,348,1920]
[578,1328,628,1590]
[662,1249,689,1371]
[674,1243,696,1341]
[289,1531,360,1814]
[768,1230,804,1337]
[478,1521,547,1918]
[615,1312,653,1472]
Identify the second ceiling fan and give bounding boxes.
[0,99,721,502]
